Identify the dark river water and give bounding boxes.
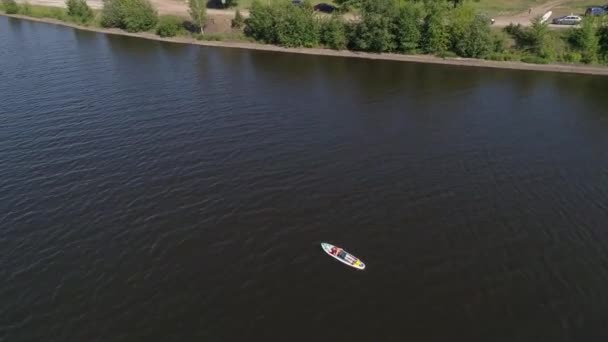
[2,16,608,342]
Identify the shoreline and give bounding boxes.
[3,13,608,76]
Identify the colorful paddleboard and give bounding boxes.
[321,242,365,270]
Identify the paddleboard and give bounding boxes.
[541,11,552,24]
[321,243,365,270]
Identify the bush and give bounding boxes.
[559,51,582,63]
[21,1,32,15]
[491,31,509,53]
[437,50,458,58]
[156,15,182,37]
[245,0,275,42]
[521,55,549,64]
[393,2,423,53]
[320,15,348,50]
[232,9,244,29]
[245,0,319,48]
[334,0,362,11]
[66,0,93,23]
[449,4,492,58]
[528,16,555,60]
[485,51,519,61]
[505,17,556,61]
[48,7,68,20]
[351,0,397,52]
[504,23,533,49]
[422,1,450,54]
[567,17,598,64]
[197,32,223,41]
[101,0,158,32]
[2,0,19,14]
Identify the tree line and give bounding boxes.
[4,0,608,65]
[245,0,608,65]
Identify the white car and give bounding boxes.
[552,15,582,25]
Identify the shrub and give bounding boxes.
[393,1,423,53]
[351,0,397,52]
[232,9,244,29]
[156,15,182,37]
[66,0,93,23]
[21,1,32,15]
[504,23,533,49]
[528,15,555,60]
[244,0,274,42]
[559,51,582,63]
[491,31,509,53]
[485,51,518,61]
[197,33,223,41]
[320,15,348,50]
[567,17,598,64]
[521,55,549,64]
[245,0,319,48]
[48,7,68,20]
[334,0,362,11]
[2,0,19,14]
[449,4,492,58]
[437,50,458,58]
[422,1,450,54]
[101,0,158,32]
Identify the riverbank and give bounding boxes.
[2,12,608,76]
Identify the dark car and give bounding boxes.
[313,3,337,13]
[552,15,582,25]
[585,6,607,16]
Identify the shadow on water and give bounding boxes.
[104,33,164,59]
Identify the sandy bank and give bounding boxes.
[2,13,608,76]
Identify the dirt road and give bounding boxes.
[18,0,243,17]
[492,0,572,28]
[18,0,577,29]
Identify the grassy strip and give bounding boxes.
[0,2,101,25]
[0,2,249,42]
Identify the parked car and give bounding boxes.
[585,6,608,16]
[313,3,337,13]
[552,15,582,25]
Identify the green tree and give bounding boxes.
[232,9,244,28]
[21,1,32,14]
[421,1,449,54]
[528,15,555,60]
[568,17,599,64]
[2,0,19,14]
[333,0,362,11]
[101,0,158,32]
[245,0,275,42]
[393,1,423,53]
[274,0,319,47]
[188,0,206,34]
[156,15,182,37]
[320,15,348,50]
[66,0,94,23]
[450,4,492,58]
[352,0,397,52]
[245,0,319,48]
